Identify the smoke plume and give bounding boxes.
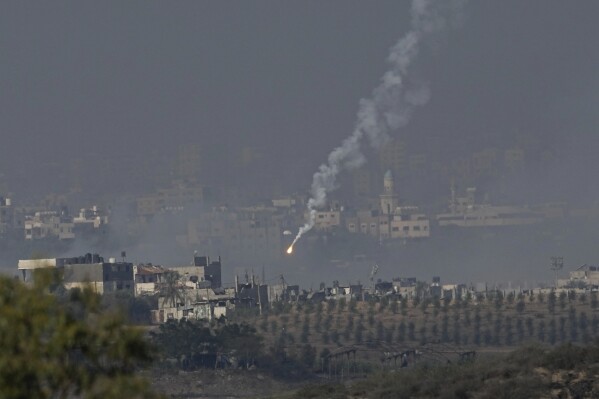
[290,0,466,249]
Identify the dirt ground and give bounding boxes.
[145,368,310,399]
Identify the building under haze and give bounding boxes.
[18,253,134,295]
[136,180,210,218]
[186,206,284,264]
[436,186,543,228]
[346,171,430,240]
[0,196,20,236]
[24,211,74,240]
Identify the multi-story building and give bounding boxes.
[504,147,525,172]
[186,207,283,264]
[436,186,543,228]
[346,210,388,239]
[379,138,407,178]
[346,171,430,240]
[390,206,430,239]
[24,211,74,240]
[0,197,21,236]
[137,180,209,217]
[311,209,342,231]
[471,148,499,178]
[73,205,109,233]
[134,264,168,296]
[559,265,599,289]
[351,168,373,200]
[18,253,134,295]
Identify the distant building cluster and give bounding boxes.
[17,246,599,330]
[0,197,108,242]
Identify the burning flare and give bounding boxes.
[286,245,293,254]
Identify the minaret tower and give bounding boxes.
[380,170,399,215]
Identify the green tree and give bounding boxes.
[494,292,504,311]
[376,320,384,342]
[592,315,599,337]
[558,291,567,311]
[526,317,534,337]
[408,322,416,341]
[385,325,395,344]
[337,298,347,313]
[506,292,515,306]
[327,299,336,313]
[548,319,556,345]
[397,321,406,342]
[538,292,545,303]
[270,319,279,335]
[579,312,590,342]
[516,299,526,314]
[348,298,357,313]
[159,271,184,308]
[441,315,450,342]
[559,317,567,343]
[400,298,408,316]
[354,321,364,344]
[516,318,524,343]
[505,316,513,346]
[390,297,399,314]
[419,325,427,345]
[537,319,546,342]
[379,297,389,313]
[0,271,159,399]
[300,344,316,369]
[301,319,311,343]
[591,293,598,311]
[547,291,557,314]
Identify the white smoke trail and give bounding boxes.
[289,0,466,251]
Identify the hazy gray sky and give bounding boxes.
[0,1,597,200]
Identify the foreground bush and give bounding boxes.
[0,271,161,399]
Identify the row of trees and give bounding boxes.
[151,320,264,370]
[257,294,599,352]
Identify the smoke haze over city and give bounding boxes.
[1,1,598,287]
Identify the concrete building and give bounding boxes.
[272,197,297,208]
[379,138,407,178]
[18,253,134,295]
[346,209,388,238]
[437,186,543,228]
[471,148,499,178]
[504,147,525,172]
[0,197,13,228]
[169,254,222,289]
[134,264,168,296]
[346,171,430,240]
[186,207,283,264]
[393,277,417,298]
[351,168,373,200]
[24,211,74,240]
[311,209,342,231]
[559,264,599,289]
[137,180,209,217]
[73,205,108,232]
[390,206,430,239]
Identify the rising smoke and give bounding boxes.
[289,0,467,250]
